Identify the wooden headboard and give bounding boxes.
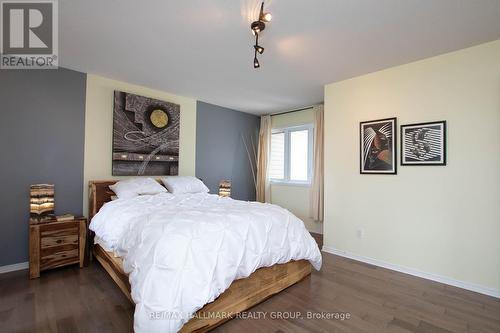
[88,179,167,221]
[88,181,118,221]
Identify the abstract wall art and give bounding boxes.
[112,91,180,176]
[360,117,397,174]
[401,121,446,166]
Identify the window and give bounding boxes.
[270,124,313,184]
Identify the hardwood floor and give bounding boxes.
[1,235,499,333]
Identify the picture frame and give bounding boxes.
[360,117,397,174]
[401,120,446,166]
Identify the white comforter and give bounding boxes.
[90,192,322,333]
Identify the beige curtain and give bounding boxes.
[310,105,324,222]
[256,115,271,203]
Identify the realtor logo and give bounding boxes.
[1,0,58,69]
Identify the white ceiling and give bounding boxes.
[60,0,500,114]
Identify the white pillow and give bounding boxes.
[161,176,209,194]
[109,178,167,199]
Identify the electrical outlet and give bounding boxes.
[356,227,365,239]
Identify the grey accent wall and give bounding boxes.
[0,68,86,266]
[196,101,260,201]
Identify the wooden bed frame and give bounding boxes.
[88,180,312,333]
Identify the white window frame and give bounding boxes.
[270,124,314,186]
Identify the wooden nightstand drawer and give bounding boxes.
[40,248,79,270]
[41,234,79,248]
[40,224,78,237]
[41,243,78,257]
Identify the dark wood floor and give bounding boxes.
[1,235,499,333]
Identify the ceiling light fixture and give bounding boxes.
[254,45,264,54]
[251,1,271,69]
[261,12,272,22]
[253,57,260,68]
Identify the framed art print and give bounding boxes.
[401,121,446,166]
[112,91,180,176]
[360,117,397,174]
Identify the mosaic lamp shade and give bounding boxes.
[218,180,231,198]
[30,184,55,222]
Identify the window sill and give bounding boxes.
[270,180,311,188]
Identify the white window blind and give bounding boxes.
[269,132,285,180]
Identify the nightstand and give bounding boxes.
[29,217,88,279]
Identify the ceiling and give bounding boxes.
[60,0,500,114]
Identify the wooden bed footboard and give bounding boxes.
[93,244,311,333]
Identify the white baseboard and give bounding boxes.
[0,261,28,274]
[322,246,500,299]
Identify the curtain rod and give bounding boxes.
[270,105,314,117]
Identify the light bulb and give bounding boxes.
[262,12,272,22]
[253,57,260,68]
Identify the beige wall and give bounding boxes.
[271,109,323,234]
[324,40,500,292]
[83,74,197,214]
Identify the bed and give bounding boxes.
[88,180,321,333]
